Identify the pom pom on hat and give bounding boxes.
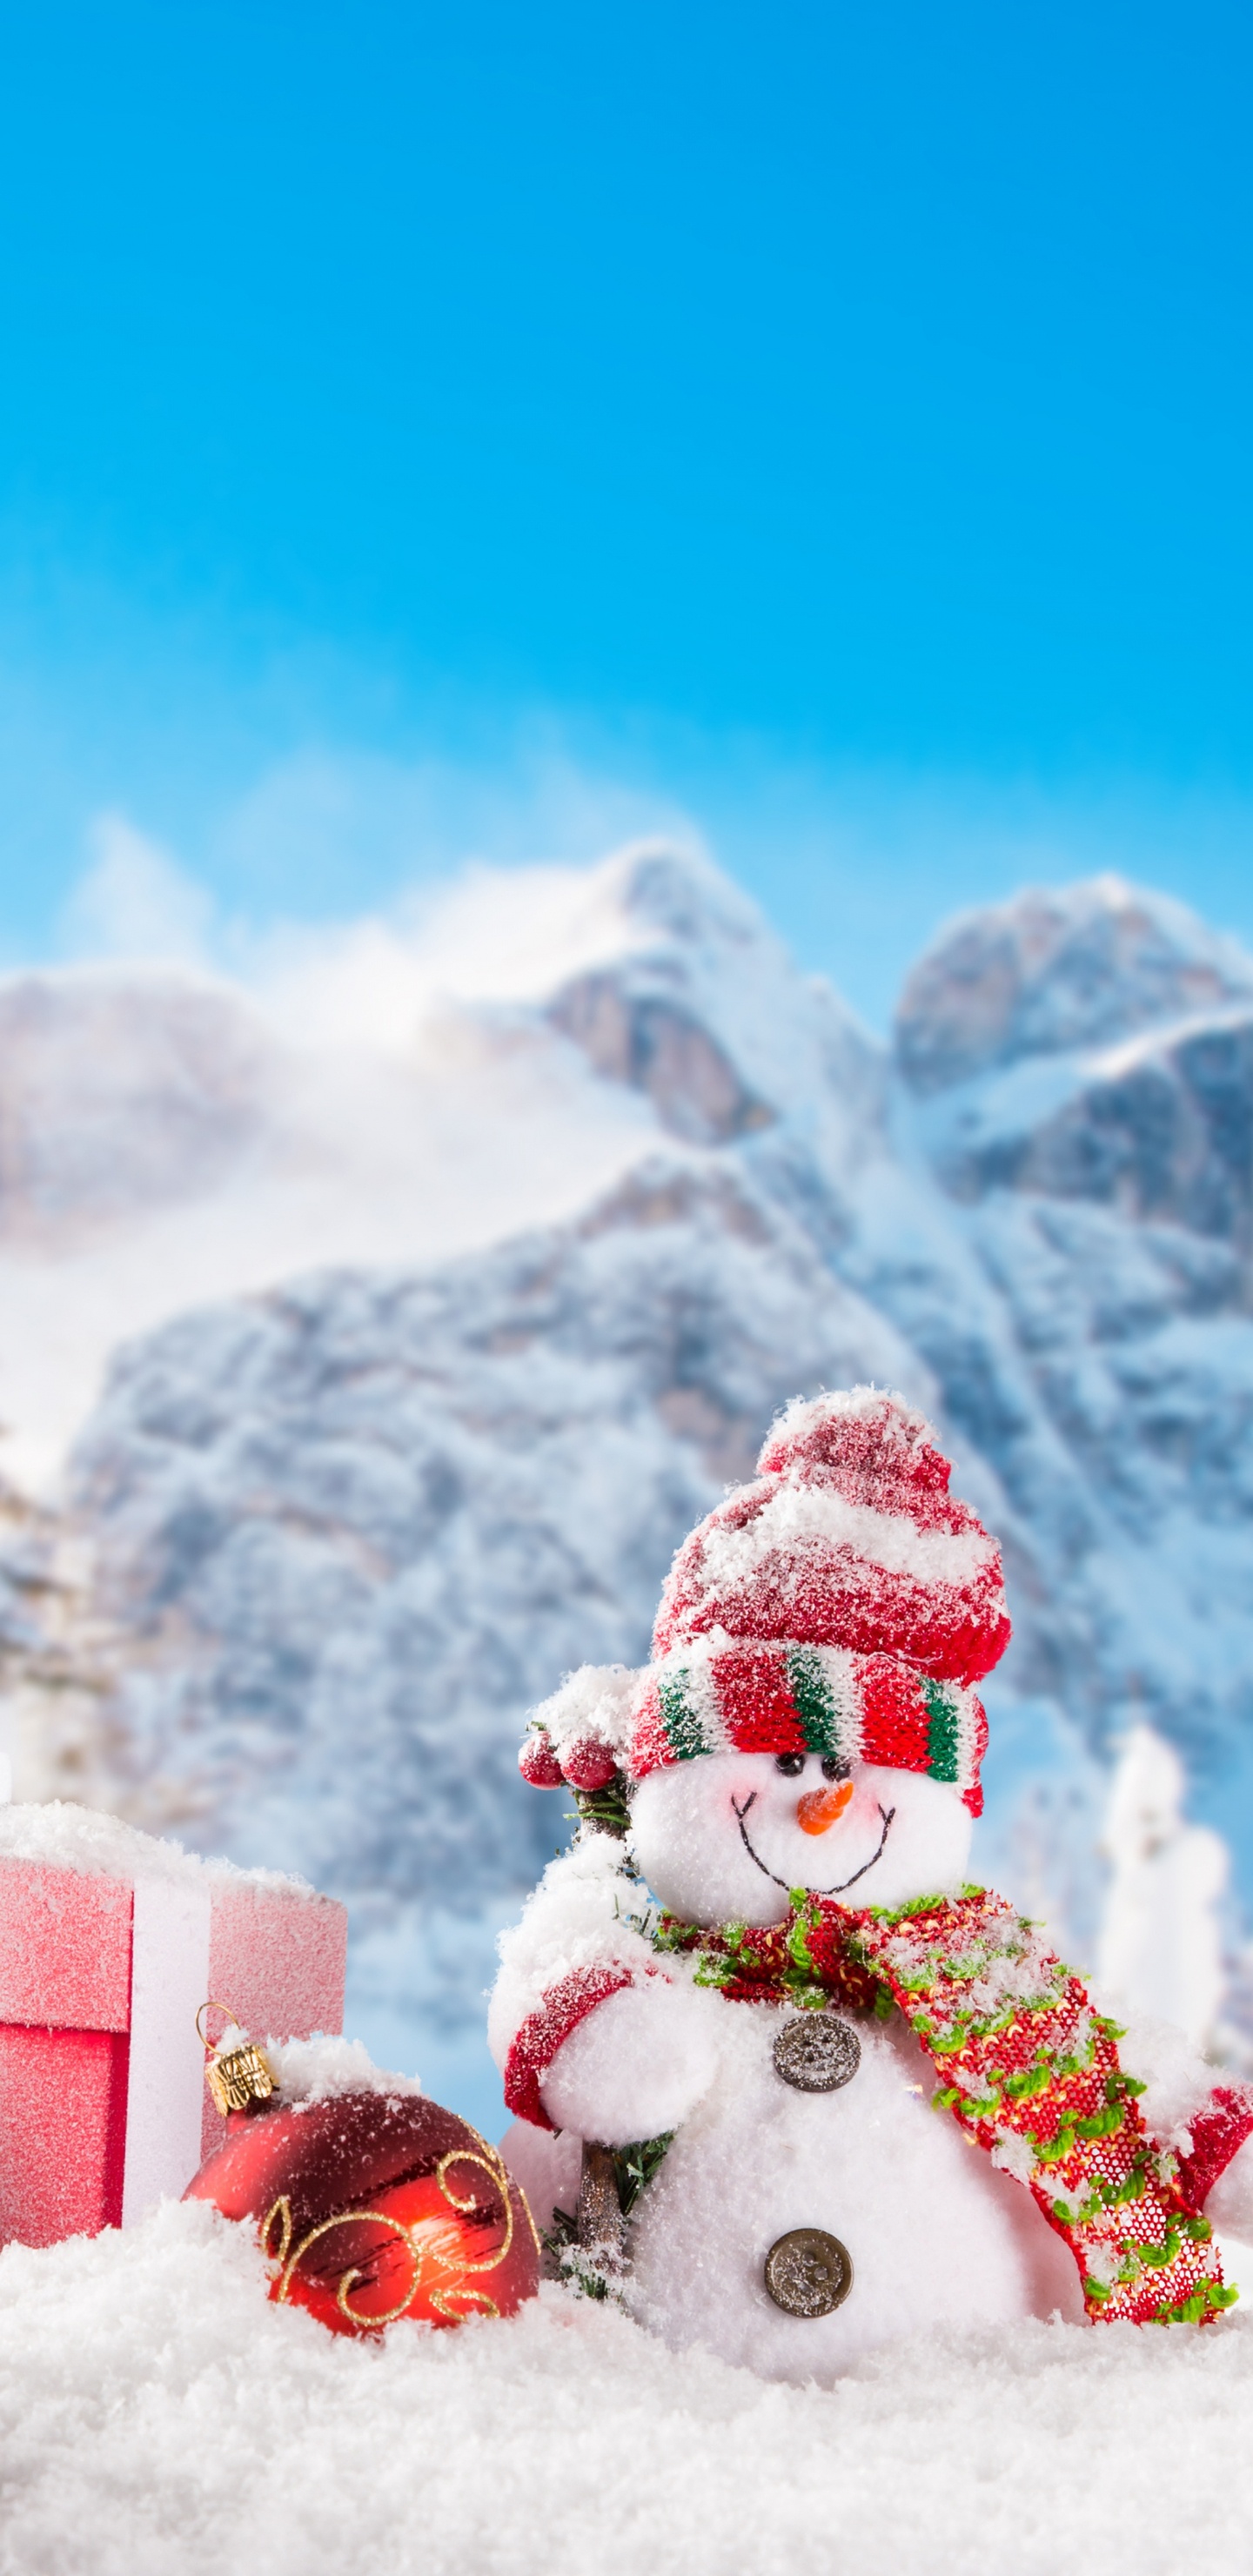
[758,1385,958,1504]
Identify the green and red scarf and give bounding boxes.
[656,1884,1250,2325]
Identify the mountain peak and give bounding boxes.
[595,841,771,951]
[895,875,1253,1097]
[539,841,882,1151]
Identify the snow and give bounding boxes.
[0,1797,311,1893]
[530,1661,640,1762]
[4,2198,1253,2575]
[1099,1728,1228,2049]
[692,1472,997,1593]
[487,1832,660,2053]
[258,2030,428,2103]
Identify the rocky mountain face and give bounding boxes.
[900,881,1253,1245]
[0,940,654,1493]
[67,1153,916,2077]
[895,877,1253,1093]
[10,852,1253,2096]
[878,881,1253,1832]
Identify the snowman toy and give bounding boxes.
[492,1390,1253,2381]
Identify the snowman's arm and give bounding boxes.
[487,1835,654,2086]
[494,1958,638,2129]
[487,1836,718,2139]
[528,1975,720,2146]
[501,1967,720,2145]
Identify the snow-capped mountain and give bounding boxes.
[0,935,659,1493]
[67,1154,916,2083]
[3,849,1252,2098]
[880,880,1253,1847]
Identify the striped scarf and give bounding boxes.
[656,1884,1246,2325]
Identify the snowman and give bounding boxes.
[491,1390,1253,2381]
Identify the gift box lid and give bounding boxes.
[0,1802,345,2036]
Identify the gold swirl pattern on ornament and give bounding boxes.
[261,2194,294,2273]
[453,2126,543,2267]
[259,2132,527,2328]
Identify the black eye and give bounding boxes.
[821,1755,850,1782]
[774,1752,806,1777]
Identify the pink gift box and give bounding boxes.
[0,1806,346,2248]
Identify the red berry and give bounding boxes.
[560,1738,620,1793]
[518,1733,565,1788]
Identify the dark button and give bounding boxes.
[763,2227,853,2318]
[772,2013,861,2092]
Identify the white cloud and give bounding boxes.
[249,842,670,1056]
[44,735,1253,1045]
[59,815,216,967]
[209,737,706,902]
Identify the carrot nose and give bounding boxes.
[797,1779,854,1835]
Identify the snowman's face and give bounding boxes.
[628,1750,973,1927]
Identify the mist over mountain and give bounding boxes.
[2,848,1250,2099]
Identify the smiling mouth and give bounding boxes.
[732,1793,896,1895]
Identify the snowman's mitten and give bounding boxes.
[539,1978,719,2146]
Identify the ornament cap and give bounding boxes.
[197,2000,278,2118]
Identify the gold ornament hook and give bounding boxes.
[195,1998,243,2051]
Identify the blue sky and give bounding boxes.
[1,0,1251,1021]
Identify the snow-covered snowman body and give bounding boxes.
[492,1392,1253,2380]
[497,1762,1086,2379]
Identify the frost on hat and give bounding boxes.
[519,1390,1010,1817]
[654,1386,1009,1679]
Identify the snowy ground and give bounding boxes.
[3,2202,1253,2576]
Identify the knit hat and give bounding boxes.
[519,1388,1010,1817]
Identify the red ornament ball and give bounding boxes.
[185,2090,540,2338]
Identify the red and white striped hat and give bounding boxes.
[520,1388,1010,1817]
